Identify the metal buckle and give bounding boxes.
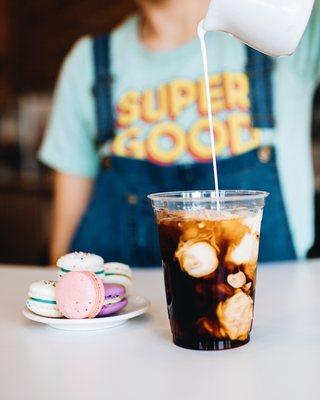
[258,147,272,163]
[127,194,138,205]
[101,156,112,170]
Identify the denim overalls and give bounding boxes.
[70,35,297,266]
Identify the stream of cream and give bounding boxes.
[198,21,221,211]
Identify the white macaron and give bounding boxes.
[104,262,133,291]
[26,280,63,318]
[57,252,104,279]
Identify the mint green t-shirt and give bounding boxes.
[39,4,320,258]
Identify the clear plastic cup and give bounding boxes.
[148,190,269,350]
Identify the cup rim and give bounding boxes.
[148,190,269,203]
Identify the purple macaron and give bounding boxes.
[97,284,128,317]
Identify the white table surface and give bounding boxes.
[1,261,320,400]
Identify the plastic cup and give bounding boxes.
[148,190,269,350]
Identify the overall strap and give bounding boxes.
[93,34,114,145]
[246,47,275,129]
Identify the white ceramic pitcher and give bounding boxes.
[202,0,315,56]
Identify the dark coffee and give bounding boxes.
[156,209,261,350]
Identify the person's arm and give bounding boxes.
[49,172,94,265]
[37,37,99,264]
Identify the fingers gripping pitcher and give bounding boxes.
[149,191,268,350]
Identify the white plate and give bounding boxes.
[23,295,150,331]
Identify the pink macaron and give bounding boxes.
[56,271,105,319]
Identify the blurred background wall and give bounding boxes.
[8,0,137,93]
[0,1,319,265]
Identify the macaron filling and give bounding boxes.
[105,273,130,278]
[60,267,104,276]
[29,297,57,305]
[104,295,126,305]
